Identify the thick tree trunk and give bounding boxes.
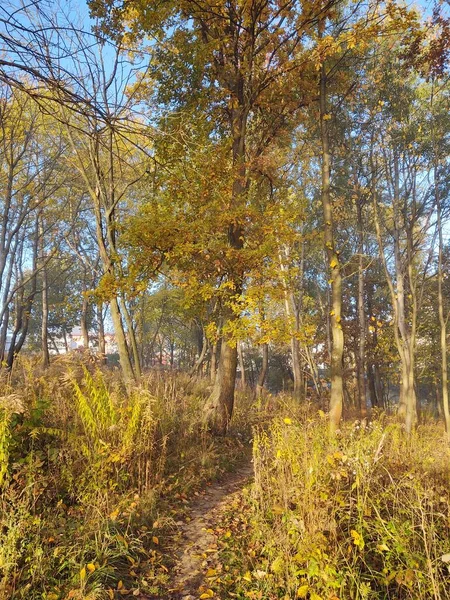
[256,343,269,396]
[204,328,238,435]
[204,100,246,431]
[7,219,39,369]
[374,363,384,409]
[291,336,303,396]
[320,60,343,433]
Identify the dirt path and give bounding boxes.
[165,459,254,599]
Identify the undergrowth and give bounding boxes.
[2,362,449,600]
[0,355,253,600]
[213,399,450,600]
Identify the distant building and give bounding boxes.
[49,328,118,355]
[4,333,12,353]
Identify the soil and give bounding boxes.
[161,459,254,600]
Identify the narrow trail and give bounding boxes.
[163,459,254,600]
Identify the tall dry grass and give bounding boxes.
[0,355,252,599]
[223,399,450,599]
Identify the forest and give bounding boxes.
[0,0,450,599]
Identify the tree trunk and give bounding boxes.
[436,166,450,440]
[0,307,9,363]
[81,295,89,349]
[63,328,69,353]
[204,326,238,434]
[204,100,246,431]
[320,58,344,433]
[120,299,142,379]
[238,341,246,388]
[372,147,417,432]
[256,343,269,396]
[210,341,218,383]
[356,200,366,417]
[190,332,209,377]
[110,298,136,386]
[97,303,106,362]
[278,244,304,397]
[7,218,39,369]
[41,260,50,367]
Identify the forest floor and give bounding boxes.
[2,364,450,600]
[157,458,254,600]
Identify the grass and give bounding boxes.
[1,361,449,599]
[213,398,450,599]
[0,355,253,600]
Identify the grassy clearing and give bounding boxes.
[0,356,253,600]
[213,399,450,600]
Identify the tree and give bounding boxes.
[92,0,344,433]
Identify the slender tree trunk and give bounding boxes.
[436,167,450,440]
[210,341,218,383]
[65,124,136,385]
[110,298,136,386]
[278,245,304,396]
[97,303,106,362]
[256,343,269,396]
[48,333,59,354]
[120,299,142,379]
[41,259,50,367]
[373,151,416,432]
[238,341,246,388]
[320,59,344,433]
[190,333,209,377]
[63,328,69,353]
[81,295,89,349]
[0,307,9,363]
[356,200,366,417]
[169,339,175,368]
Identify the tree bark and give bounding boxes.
[120,298,142,379]
[97,302,106,362]
[210,340,218,383]
[41,254,50,367]
[256,343,269,396]
[372,150,416,433]
[204,322,238,434]
[320,58,344,433]
[190,331,209,377]
[356,199,366,417]
[238,341,246,388]
[436,166,450,440]
[80,295,89,349]
[204,99,246,432]
[110,297,136,386]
